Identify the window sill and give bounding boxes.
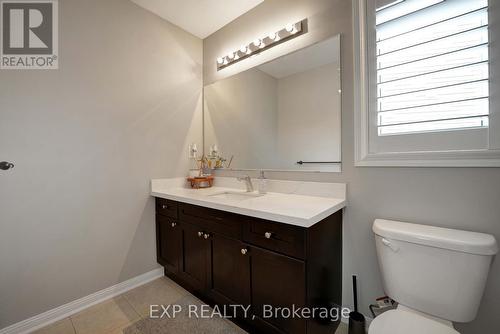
[355,150,500,167]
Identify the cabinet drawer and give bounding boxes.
[179,203,242,239]
[156,198,178,219]
[243,219,306,259]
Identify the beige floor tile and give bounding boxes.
[102,323,135,334]
[32,318,75,334]
[336,321,349,334]
[123,277,187,318]
[165,277,191,296]
[223,318,248,334]
[70,296,140,334]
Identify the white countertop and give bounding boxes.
[151,177,346,228]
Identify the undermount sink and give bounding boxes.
[208,191,264,200]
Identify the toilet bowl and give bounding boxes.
[369,219,498,334]
[369,306,458,334]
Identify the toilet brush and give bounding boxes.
[348,275,366,334]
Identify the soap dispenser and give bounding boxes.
[258,170,267,194]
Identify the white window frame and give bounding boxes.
[353,0,500,167]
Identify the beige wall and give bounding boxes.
[0,0,202,328]
[204,1,500,333]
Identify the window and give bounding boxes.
[376,0,489,136]
[354,0,500,166]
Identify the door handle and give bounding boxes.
[0,161,14,170]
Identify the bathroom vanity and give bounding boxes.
[151,178,346,334]
[151,33,345,334]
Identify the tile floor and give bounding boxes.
[33,276,349,334]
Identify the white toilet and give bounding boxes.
[369,219,498,334]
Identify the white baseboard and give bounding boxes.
[0,267,164,334]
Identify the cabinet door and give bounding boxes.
[181,222,209,292]
[156,215,181,273]
[250,246,306,334]
[208,233,250,307]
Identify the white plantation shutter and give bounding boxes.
[375,0,489,136]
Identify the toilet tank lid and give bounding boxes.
[373,219,498,255]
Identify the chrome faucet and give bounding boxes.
[237,175,254,192]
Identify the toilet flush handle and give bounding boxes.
[381,238,399,252]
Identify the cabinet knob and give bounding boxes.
[198,231,204,237]
[171,222,177,227]
[264,232,272,239]
[241,248,248,255]
[204,233,211,239]
[162,204,168,209]
[0,161,14,170]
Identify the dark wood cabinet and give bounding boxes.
[155,198,342,334]
[180,222,209,293]
[208,233,250,307]
[156,215,181,273]
[249,245,306,334]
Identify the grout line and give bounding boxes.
[121,292,144,320]
[68,317,77,334]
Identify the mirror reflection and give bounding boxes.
[204,35,342,172]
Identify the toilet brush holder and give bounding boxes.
[348,275,366,334]
[348,311,366,334]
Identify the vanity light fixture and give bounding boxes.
[216,19,307,71]
[240,45,248,54]
[268,32,280,42]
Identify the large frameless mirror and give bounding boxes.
[204,34,342,172]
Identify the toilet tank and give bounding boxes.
[373,219,498,323]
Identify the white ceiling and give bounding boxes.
[130,0,264,39]
[257,35,340,79]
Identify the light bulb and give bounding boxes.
[291,26,298,34]
[240,45,247,53]
[223,57,228,65]
[285,23,294,32]
[217,57,224,64]
[227,52,234,59]
[260,42,266,48]
[268,32,276,40]
[234,53,240,60]
[253,38,261,47]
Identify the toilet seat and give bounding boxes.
[368,309,460,334]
